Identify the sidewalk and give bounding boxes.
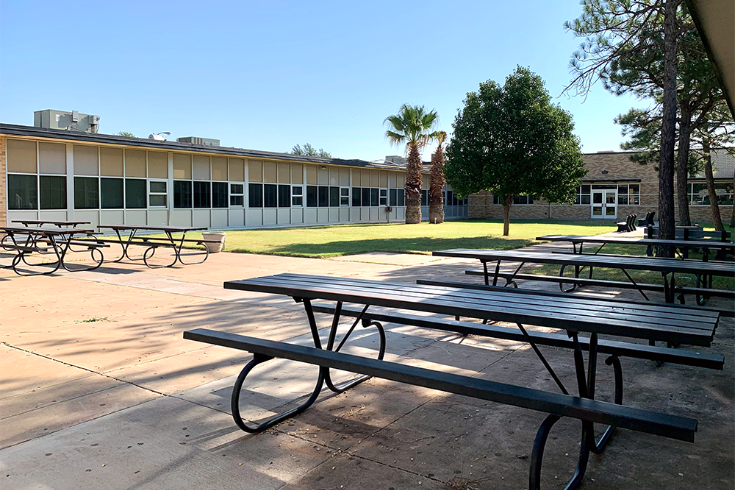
[0,249,732,489]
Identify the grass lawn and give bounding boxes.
[191,219,617,258]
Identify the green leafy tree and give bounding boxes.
[565,0,681,245]
[384,104,439,224]
[445,67,585,236]
[117,131,136,137]
[429,131,447,224]
[291,143,331,158]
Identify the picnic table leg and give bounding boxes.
[175,231,210,266]
[558,265,578,293]
[142,231,178,268]
[12,232,63,276]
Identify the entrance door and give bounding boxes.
[591,190,617,218]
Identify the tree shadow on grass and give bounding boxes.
[230,236,535,258]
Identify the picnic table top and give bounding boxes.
[98,225,208,232]
[12,220,91,226]
[536,235,735,248]
[0,226,96,235]
[432,248,735,276]
[224,273,719,346]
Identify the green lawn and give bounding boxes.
[195,219,617,258]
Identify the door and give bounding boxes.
[591,190,617,218]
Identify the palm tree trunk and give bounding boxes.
[429,146,446,224]
[676,107,692,226]
[405,143,423,224]
[702,138,724,231]
[502,194,513,236]
[658,0,680,254]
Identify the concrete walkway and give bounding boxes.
[0,245,732,489]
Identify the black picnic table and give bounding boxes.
[0,226,105,275]
[537,234,734,260]
[206,273,721,489]
[97,224,209,268]
[432,248,735,304]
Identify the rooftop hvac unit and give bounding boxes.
[177,136,220,147]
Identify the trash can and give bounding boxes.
[202,232,226,253]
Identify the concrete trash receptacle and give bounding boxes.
[202,232,226,253]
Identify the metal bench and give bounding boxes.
[184,328,699,490]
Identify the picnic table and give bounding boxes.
[12,219,91,228]
[94,225,214,268]
[0,226,106,275]
[184,273,723,489]
[537,234,734,261]
[432,248,735,304]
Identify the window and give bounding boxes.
[39,176,66,209]
[74,177,99,209]
[340,188,350,206]
[628,184,640,205]
[249,183,263,207]
[292,185,303,206]
[101,178,124,209]
[8,174,37,210]
[397,188,405,207]
[614,184,639,205]
[149,181,167,207]
[264,184,278,207]
[370,188,379,206]
[494,194,533,204]
[389,189,397,206]
[690,182,733,205]
[212,182,228,208]
[125,179,146,209]
[278,184,291,208]
[353,187,362,207]
[306,185,318,207]
[573,185,591,205]
[379,189,387,206]
[512,195,533,205]
[174,181,192,208]
[362,187,370,206]
[230,183,244,206]
[617,184,628,205]
[421,190,427,206]
[318,186,329,207]
[330,186,339,207]
[193,181,211,208]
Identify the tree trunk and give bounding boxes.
[502,195,513,236]
[405,143,423,224]
[658,0,680,254]
[676,107,692,226]
[429,146,446,224]
[730,171,735,228]
[702,138,724,231]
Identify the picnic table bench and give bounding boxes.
[184,273,723,489]
[87,225,219,268]
[433,248,735,306]
[0,226,107,275]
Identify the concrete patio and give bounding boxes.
[0,246,732,489]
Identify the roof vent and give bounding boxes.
[177,136,220,147]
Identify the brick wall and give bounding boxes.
[0,135,6,226]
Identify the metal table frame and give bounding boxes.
[0,227,103,275]
[99,225,208,268]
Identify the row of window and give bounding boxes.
[492,194,534,205]
[688,182,734,205]
[574,184,641,205]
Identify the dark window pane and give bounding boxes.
[40,176,66,210]
[264,184,278,207]
[446,191,453,206]
[101,178,124,209]
[174,181,192,208]
[124,178,146,209]
[389,189,397,206]
[306,186,317,207]
[292,185,303,196]
[370,188,379,206]
[212,182,228,208]
[150,195,167,207]
[318,186,329,207]
[581,195,591,205]
[341,188,349,197]
[150,181,166,193]
[421,190,428,206]
[397,189,405,206]
[581,185,591,194]
[8,175,38,210]
[629,184,640,194]
[74,177,99,209]
[330,187,339,207]
[493,195,499,205]
[248,183,263,207]
[292,196,303,206]
[230,195,244,206]
[231,183,244,194]
[352,187,361,206]
[278,184,291,208]
[361,188,370,206]
[194,181,211,208]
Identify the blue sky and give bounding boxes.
[0,0,649,161]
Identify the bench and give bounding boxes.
[617,214,636,232]
[184,328,698,489]
[638,211,655,227]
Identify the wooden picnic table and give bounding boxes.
[94,224,211,268]
[190,272,723,488]
[432,248,735,304]
[0,226,106,275]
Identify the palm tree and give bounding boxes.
[385,104,439,224]
[429,131,447,224]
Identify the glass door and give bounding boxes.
[591,190,617,218]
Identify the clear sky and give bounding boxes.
[0,0,649,162]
